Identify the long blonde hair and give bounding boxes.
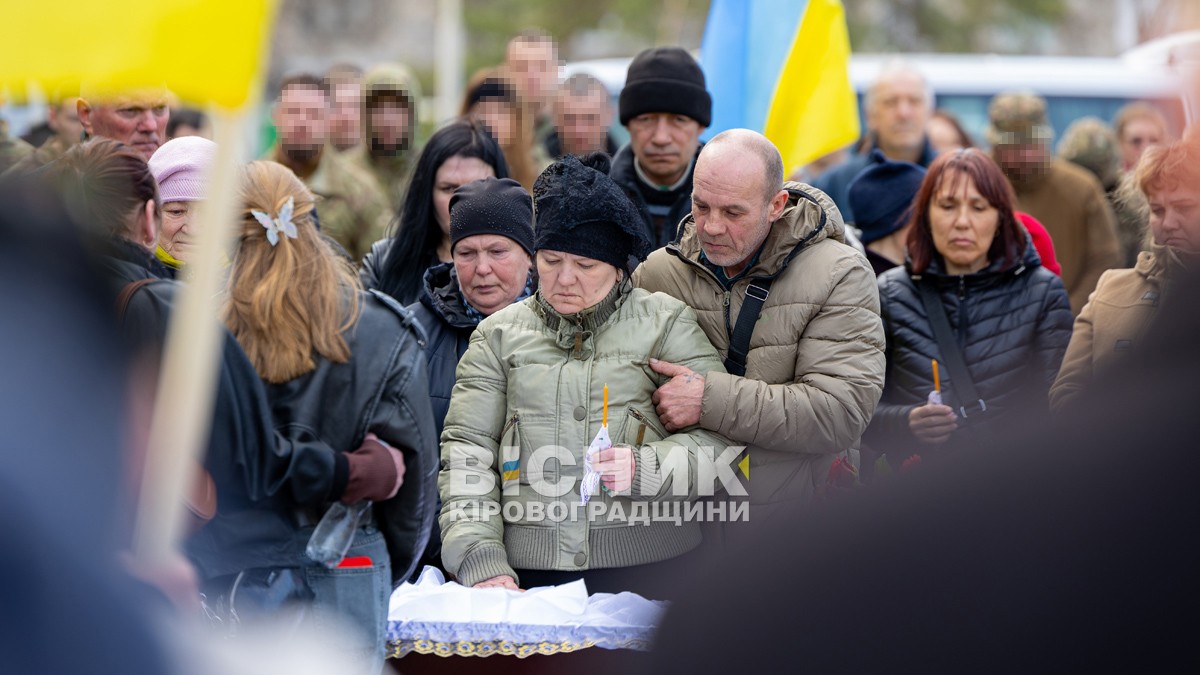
[225,160,362,383]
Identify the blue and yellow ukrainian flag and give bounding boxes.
[699,0,860,174]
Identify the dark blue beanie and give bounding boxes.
[847,150,926,244]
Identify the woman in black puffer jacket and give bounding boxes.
[864,149,1073,467]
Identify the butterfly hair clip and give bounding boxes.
[250,195,299,246]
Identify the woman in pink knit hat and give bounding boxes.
[147,135,216,272]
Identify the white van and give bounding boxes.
[564,50,1185,148]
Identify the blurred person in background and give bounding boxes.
[847,149,926,276]
[1114,101,1169,173]
[166,106,209,140]
[545,73,618,159]
[360,118,510,305]
[812,60,938,224]
[503,29,560,142]
[265,73,390,262]
[325,63,364,153]
[1058,116,1144,267]
[1051,134,1200,412]
[461,70,545,190]
[987,91,1121,314]
[147,135,216,273]
[225,160,437,671]
[865,149,1072,467]
[347,63,420,212]
[927,108,975,155]
[33,96,83,154]
[611,46,711,249]
[77,86,170,162]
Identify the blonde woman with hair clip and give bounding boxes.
[224,160,437,672]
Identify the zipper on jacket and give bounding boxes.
[957,275,966,300]
[722,290,733,340]
[628,408,660,441]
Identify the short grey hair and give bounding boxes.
[706,129,784,204]
[559,73,607,99]
[863,59,935,113]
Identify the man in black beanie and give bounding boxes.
[610,46,712,250]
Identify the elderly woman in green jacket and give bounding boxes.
[438,154,732,594]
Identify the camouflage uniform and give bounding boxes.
[988,92,1122,314]
[0,119,33,175]
[265,144,391,263]
[346,64,419,214]
[1058,117,1145,268]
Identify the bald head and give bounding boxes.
[693,129,790,276]
[701,129,785,204]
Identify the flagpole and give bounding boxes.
[131,108,248,563]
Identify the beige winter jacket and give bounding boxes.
[1050,244,1186,411]
[633,182,886,512]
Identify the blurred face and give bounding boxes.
[454,234,532,316]
[627,112,704,186]
[433,156,495,236]
[866,71,931,157]
[159,201,198,262]
[992,142,1049,183]
[536,250,619,315]
[692,146,787,276]
[927,115,965,155]
[329,82,362,151]
[506,40,558,107]
[368,99,411,153]
[929,171,999,275]
[472,99,516,147]
[48,100,84,145]
[1120,117,1164,172]
[79,92,170,161]
[555,89,611,156]
[275,85,329,163]
[1147,183,1200,253]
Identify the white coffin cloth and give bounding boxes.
[385,566,668,658]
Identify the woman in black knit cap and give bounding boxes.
[437,154,733,596]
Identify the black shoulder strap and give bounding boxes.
[916,278,987,418]
[723,279,774,377]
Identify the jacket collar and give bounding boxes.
[534,276,630,356]
[418,262,477,329]
[103,236,172,279]
[909,230,1042,283]
[669,182,845,281]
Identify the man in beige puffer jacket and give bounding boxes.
[634,129,886,519]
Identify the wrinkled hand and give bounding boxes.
[474,575,520,591]
[907,404,958,444]
[594,445,636,494]
[649,358,704,432]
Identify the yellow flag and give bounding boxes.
[763,0,860,174]
[1,0,279,108]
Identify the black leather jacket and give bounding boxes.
[262,290,438,583]
[865,238,1073,458]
